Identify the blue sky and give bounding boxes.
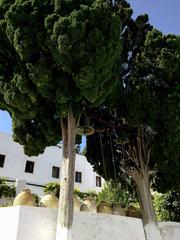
[128,0,180,35]
[0,0,180,135]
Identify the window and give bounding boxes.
[0,154,5,168]
[96,176,102,187]
[25,160,34,173]
[52,166,60,179]
[75,171,82,183]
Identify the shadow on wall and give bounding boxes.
[0,206,179,240]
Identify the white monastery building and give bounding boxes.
[0,131,104,196]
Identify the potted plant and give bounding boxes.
[97,181,128,216]
[126,203,141,218]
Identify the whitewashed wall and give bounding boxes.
[158,222,180,240]
[0,206,20,240]
[0,132,104,196]
[0,206,179,240]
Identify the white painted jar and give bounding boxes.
[40,194,59,208]
[13,189,35,206]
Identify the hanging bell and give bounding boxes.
[76,112,94,136]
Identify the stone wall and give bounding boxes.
[0,206,179,240]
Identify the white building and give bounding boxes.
[0,132,104,196]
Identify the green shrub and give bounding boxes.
[153,191,180,222]
[74,188,97,201]
[97,181,131,207]
[33,193,40,206]
[153,192,170,221]
[163,191,180,222]
[44,182,60,198]
[0,178,16,199]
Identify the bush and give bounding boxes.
[0,178,16,199]
[33,193,40,206]
[153,192,170,221]
[96,181,131,207]
[163,191,180,222]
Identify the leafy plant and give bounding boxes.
[163,191,180,222]
[74,188,97,201]
[153,191,180,222]
[153,192,170,221]
[97,181,131,207]
[44,182,60,198]
[0,178,16,199]
[33,193,40,206]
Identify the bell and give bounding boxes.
[76,112,94,136]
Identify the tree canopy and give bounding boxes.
[0,0,122,155]
[86,16,180,193]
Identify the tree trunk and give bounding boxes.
[132,169,162,240]
[56,110,76,240]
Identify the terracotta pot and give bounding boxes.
[112,204,126,216]
[80,197,97,213]
[97,201,112,214]
[40,194,58,208]
[126,206,141,218]
[74,196,81,211]
[13,189,35,206]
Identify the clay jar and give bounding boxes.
[126,206,141,218]
[13,189,35,206]
[97,201,112,214]
[40,194,59,208]
[80,197,97,213]
[112,203,126,216]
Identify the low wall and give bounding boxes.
[0,206,179,240]
[158,222,180,240]
[72,211,146,240]
[0,206,20,240]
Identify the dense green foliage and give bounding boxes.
[44,181,60,198]
[86,12,180,193]
[0,0,122,155]
[74,188,97,200]
[153,192,170,221]
[153,191,180,222]
[163,191,180,222]
[86,10,154,183]
[0,178,16,199]
[126,29,180,191]
[96,181,135,207]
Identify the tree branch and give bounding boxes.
[148,169,158,176]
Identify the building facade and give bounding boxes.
[0,132,104,196]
